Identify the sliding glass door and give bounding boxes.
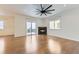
[26,22,36,35]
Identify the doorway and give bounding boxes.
[26,21,36,35]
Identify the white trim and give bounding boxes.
[48,34,79,41]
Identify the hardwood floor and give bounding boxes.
[0,35,79,54]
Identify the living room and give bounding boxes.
[0,4,79,54]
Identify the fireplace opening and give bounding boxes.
[38,27,47,35]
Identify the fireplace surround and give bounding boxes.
[38,27,47,35]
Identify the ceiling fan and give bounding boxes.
[36,4,55,16]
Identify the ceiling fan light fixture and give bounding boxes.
[36,4,55,16]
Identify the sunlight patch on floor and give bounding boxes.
[26,35,38,53]
[48,39,61,54]
[0,38,5,54]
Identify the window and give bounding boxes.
[55,20,60,29]
[49,19,61,29]
[49,21,55,29]
[0,21,4,30]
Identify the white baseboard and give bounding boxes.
[48,34,79,41]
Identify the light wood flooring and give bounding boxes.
[0,35,79,54]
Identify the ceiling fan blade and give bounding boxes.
[46,12,52,14]
[40,4,43,11]
[44,13,47,16]
[36,9,41,11]
[47,9,55,11]
[36,12,40,15]
[44,5,52,11]
[45,11,52,14]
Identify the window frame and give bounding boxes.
[0,20,4,30]
[49,19,61,30]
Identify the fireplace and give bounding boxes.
[38,27,47,35]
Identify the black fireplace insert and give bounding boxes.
[38,27,47,35]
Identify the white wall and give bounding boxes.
[47,8,79,41]
[0,16,14,36]
[14,15,26,37]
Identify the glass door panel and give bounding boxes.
[31,22,36,34]
[26,22,36,35]
[27,22,31,35]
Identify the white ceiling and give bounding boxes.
[0,4,78,18]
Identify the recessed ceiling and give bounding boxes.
[0,4,79,17]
